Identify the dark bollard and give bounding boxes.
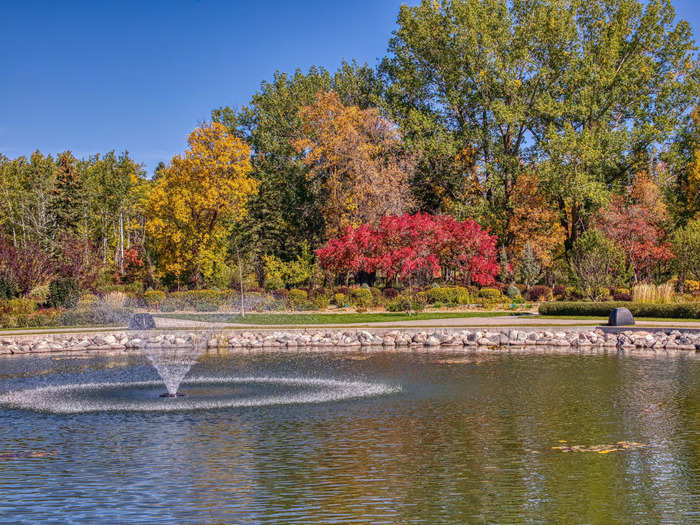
[608,307,635,326]
[128,313,156,330]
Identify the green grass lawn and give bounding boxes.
[154,311,515,325]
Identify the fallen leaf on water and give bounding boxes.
[0,450,58,461]
[550,441,646,454]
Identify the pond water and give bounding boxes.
[0,349,699,524]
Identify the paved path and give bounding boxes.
[152,315,700,330]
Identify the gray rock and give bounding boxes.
[128,313,156,330]
[608,307,635,326]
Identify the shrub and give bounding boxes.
[0,277,18,300]
[506,285,521,299]
[59,305,132,326]
[48,278,79,309]
[613,291,632,301]
[383,288,399,299]
[188,290,223,306]
[0,313,17,328]
[194,302,219,312]
[159,302,177,313]
[425,286,472,306]
[490,282,506,292]
[143,290,167,309]
[539,301,700,319]
[565,286,585,300]
[387,294,426,312]
[312,295,330,310]
[288,288,308,308]
[478,288,502,299]
[27,284,50,304]
[334,286,350,295]
[1,298,38,315]
[270,289,289,301]
[349,288,373,307]
[78,293,99,306]
[526,285,552,302]
[333,293,347,307]
[684,280,700,293]
[553,285,566,298]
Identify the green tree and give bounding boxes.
[83,151,147,272]
[51,151,85,237]
[570,229,626,299]
[381,0,699,249]
[212,62,383,284]
[671,219,700,290]
[0,151,56,249]
[517,242,541,289]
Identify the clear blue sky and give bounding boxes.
[1,0,698,176]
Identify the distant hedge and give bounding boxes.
[539,301,700,319]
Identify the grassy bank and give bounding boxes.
[154,311,514,325]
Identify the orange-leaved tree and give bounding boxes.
[506,172,565,269]
[292,91,414,239]
[146,122,257,287]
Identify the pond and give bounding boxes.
[0,349,699,524]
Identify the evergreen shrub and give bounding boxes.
[539,301,700,319]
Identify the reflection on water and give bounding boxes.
[0,349,698,524]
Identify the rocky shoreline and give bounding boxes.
[1,328,699,355]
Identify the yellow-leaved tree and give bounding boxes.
[292,91,414,239]
[146,122,257,287]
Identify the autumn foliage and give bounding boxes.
[293,92,414,238]
[146,122,257,285]
[596,173,673,281]
[316,213,499,286]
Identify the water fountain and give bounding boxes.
[0,329,399,413]
[145,345,205,397]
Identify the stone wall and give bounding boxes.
[1,328,699,354]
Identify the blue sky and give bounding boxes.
[1,0,698,176]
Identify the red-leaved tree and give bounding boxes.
[596,195,672,282]
[54,234,104,290]
[317,213,499,286]
[0,237,54,296]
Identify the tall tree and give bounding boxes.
[211,62,383,280]
[381,0,699,249]
[596,172,673,282]
[146,122,257,287]
[293,91,415,238]
[51,151,85,238]
[0,151,56,249]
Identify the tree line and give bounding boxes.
[1,0,699,297]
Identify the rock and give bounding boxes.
[608,307,635,326]
[103,334,117,345]
[128,313,156,330]
[426,336,441,346]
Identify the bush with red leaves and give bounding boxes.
[526,285,553,302]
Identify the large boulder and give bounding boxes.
[128,313,156,330]
[608,307,634,327]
